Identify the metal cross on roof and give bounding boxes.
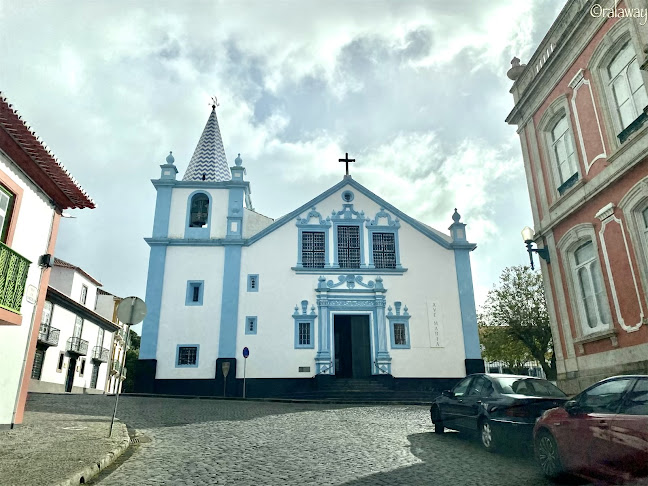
[210,96,219,110]
[338,152,355,176]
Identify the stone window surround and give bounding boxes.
[587,18,648,152]
[556,223,615,347]
[537,94,583,201]
[619,177,648,311]
[245,315,257,335]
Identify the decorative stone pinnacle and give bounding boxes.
[452,208,461,222]
[235,153,242,166]
[166,151,175,164]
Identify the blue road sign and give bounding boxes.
[243,347,249,358]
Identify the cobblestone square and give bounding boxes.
[25,394,583,486]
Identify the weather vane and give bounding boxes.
[210,96,219,109]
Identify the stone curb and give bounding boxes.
[53,421,131,486]
[120,393,431,406]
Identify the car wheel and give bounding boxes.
[479,419,497,452]
[535,431,564,479]
[431,407,445,434]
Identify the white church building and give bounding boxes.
[137,105,483,398]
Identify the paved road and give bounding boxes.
[26,394,583,486]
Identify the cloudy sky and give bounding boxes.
[0,1,566,333]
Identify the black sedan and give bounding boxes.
[430,373,568,452]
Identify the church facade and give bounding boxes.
[136,106,483,398]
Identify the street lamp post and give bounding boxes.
[521,226,551,271]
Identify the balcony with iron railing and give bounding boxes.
[110,360,121,375]
[0,241,31,316]
[120,367,127,380]
[91,346,109,363]
[37,324,60,347]
[66,337,88,356]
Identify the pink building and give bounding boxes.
[507,0,648,393]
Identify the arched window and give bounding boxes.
[607,41,647,131]
[550,115,578,185]
[572,241,612,331]
[189,193,209,228]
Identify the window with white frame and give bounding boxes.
[301,232,325,268]
[80,285,88,305]
[607,41,648,131]
[551,116,578,184]
[0,185,15,243]
[572,241,612,331]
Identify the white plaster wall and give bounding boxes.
[242,208,274,238]
[236,185,467,379]
[48,267,74,296]
[167,188,229,239]
[95,293,116,321]
[0,151,56,425]
[69,272,100,310]
[155,245,225,379]
[37,303,111,392]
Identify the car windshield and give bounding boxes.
[493,377,566,397]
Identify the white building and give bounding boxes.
[137,105,484,398]
[30,259,119,394]
[0,94,94,428]
[95,288,128,394]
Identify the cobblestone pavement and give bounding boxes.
[26,394,588,486]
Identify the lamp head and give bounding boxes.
[521,226,535,243]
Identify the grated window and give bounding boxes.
[394,323,407,346]
[178,346,197,366]
[298,322,311,346]
[372,233,396,269]
[338,226,360,268]
[302,232,325,268]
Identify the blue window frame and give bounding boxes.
[293,300,316,349]
[296,207,331,268]
[175,344,200,368]
[387,301,411,349]
[331,200,366,269]
[247,274,259,292]
[366,208,402,269]
[245,316,257,335]
[185,191,212,239]
[185,280,204,306]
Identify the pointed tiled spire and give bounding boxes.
[182,105,232,182]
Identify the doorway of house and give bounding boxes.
[333,315,371,378]
[65,357,76,392]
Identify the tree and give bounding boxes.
[481,265,557,380]
[478,322,534,375]
[123,329,140,393]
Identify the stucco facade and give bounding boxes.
[0,94,94,428]
[137,106,483,398]
[507,0,648,393]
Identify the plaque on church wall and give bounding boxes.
[426,300,444,347]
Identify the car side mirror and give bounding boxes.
[565,400,580,415]
[442,390,454,398]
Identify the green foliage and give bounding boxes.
[478,323,533,374]
[123,329,140,393]
[481,265,557,380]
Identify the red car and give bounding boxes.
[533,375,648,483]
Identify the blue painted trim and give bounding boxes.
[227,187,244,239]
[293,300,316,349]
[246,177,456,249]
[386,302,411,349]
[184,190,212,239]
[245,316,257,335]
[247,274,259,292]
[185,280,204,306]
[152,179,250,190]
[296,207,331,268]
[454,249,481,359]
[366,208,402,269]
[331,203,366,269]
[218,246,242,357]
[152,182,174,238]
[139,245,167,360]
[175,344,200,368]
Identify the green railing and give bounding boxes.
[0,242,31,314]
[111,360,121,375]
